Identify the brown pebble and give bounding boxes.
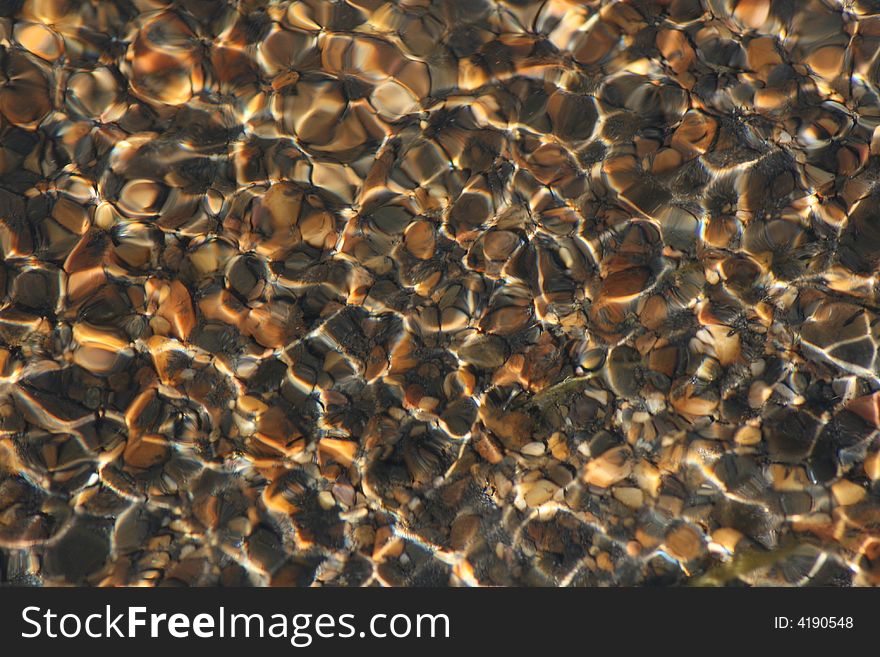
[584,446,633,488]
[318,438,358,467]
[124,434,170,469]
[665,524,704,562]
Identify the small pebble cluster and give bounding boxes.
[1,0,880,586]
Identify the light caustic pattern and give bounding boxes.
[1,0,880,586]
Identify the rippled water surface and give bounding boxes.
[1,0,880,586]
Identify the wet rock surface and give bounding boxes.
[1,0,880,586]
